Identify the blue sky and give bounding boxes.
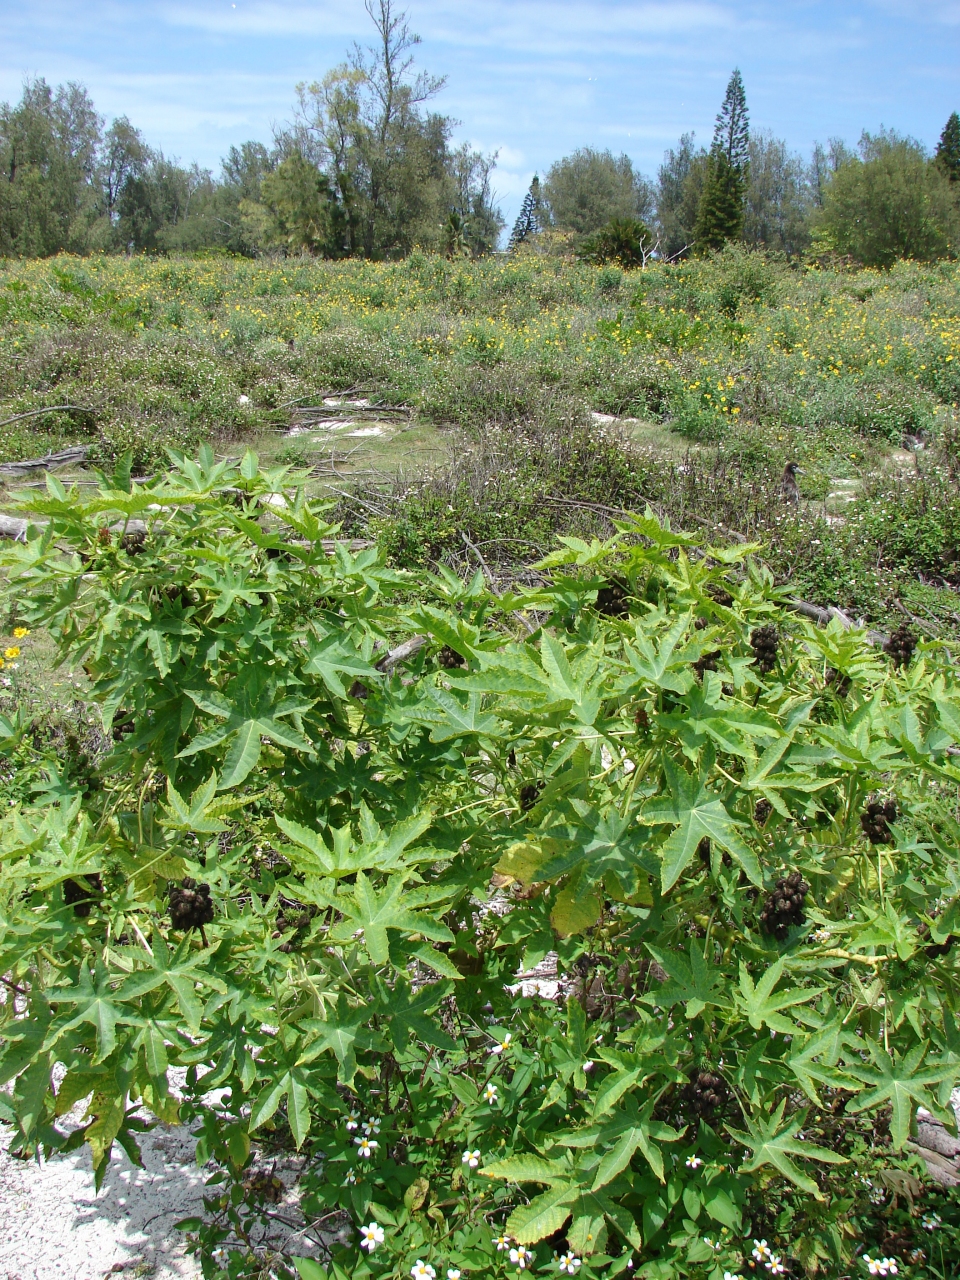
[2,1,959,228]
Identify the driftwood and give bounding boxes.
[0,445,91,477]
[787,598,889,646]
[909,1112,960,1186]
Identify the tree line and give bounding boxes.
[2,0,959,268]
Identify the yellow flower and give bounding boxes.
[4,647,20,660]
[13,628,28,639]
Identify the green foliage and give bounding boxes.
[2,452,960,1278]
[259,155,350,257]
[508,177,544,252]
[543,149,654,238]
[695,151,746,254]
[935,112,960,184]
[577,219,656,269]
[816,132,960,268]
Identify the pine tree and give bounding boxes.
[694,69,749,252]
[695,151,746,251]
[508,175,543,250]
[712,68,750,172]
[936,111,960,182]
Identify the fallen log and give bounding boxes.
[0,445,91,477]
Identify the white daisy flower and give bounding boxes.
[558,1254,581,1274]
[923,1213,942,1231]
[510,1245,532,1268]
[753,1241,772,1263]
[343,1168,358,1185]
[483,1082,498,1103]
[686,1156,703,1168]
[345,1109,361,1131]
[354,1136,378,1157]
[494,1234,511,1251]
[362,1118,381,1135]
[447,1271,462,1279]
[211,1246,229,1266]
[462,1149,481,1168]
[724,1273,744,1280]
[766,1258,786,1276]
[491,1032,513,1054]
[410,1263,436,1280]
[359,1223,384,1253]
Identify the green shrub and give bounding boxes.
[2,452,960,1280]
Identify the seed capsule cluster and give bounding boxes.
[753,798,773,827]
[275,906,316,953]
[63,874,103,918]
[825,667,851,698]
[437,644,467,670]
[750,625,779,674]
[682,1068,728,1121]
[169,878,214,931]
[243,1169,284,1203]
[707,585,734,608]
[596,580,629,618]
[861,798,897,845]
[883,623,916,669]
[760,870,809,941]
[694,649,721,681]
[519,782,545,812]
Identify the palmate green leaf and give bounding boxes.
[46,960,139,1063]
[845,1041,959,1149]
[620,610,695,695]
[727,1101,846,1197]
[639,757,761,890]
[180,686,315,788]
[161,772,226,834]
[328,872,454,963]
[736,959,823,1034]
[422,687,501,741]
[643,942,730,1019]
[302,632,377,698]
[299,994,379,1088]
[539,802,646,886]
[555,1098,683,1186]
[117,935,226,1033]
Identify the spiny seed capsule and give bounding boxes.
[63,874,103,919]
[168,877,214,931]
[750,625,780,675]
[242,1170,284,1203]
[596,579,630,618]
[681,1068,728,1120]
[519,782,545,812]
[760,869,810,941]
[883,623,916,670]
[707,584,734,608]
[694,649,721,681]
[860,798,897,845]
[754,798,773,827]
[437,644,467,669]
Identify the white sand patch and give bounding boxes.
[0,1120,203,1280]
[346,427,384,437]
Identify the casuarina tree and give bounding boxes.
[695,68,750,252]
[936,111,960,183]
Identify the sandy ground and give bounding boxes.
[0,1119,204,1280]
